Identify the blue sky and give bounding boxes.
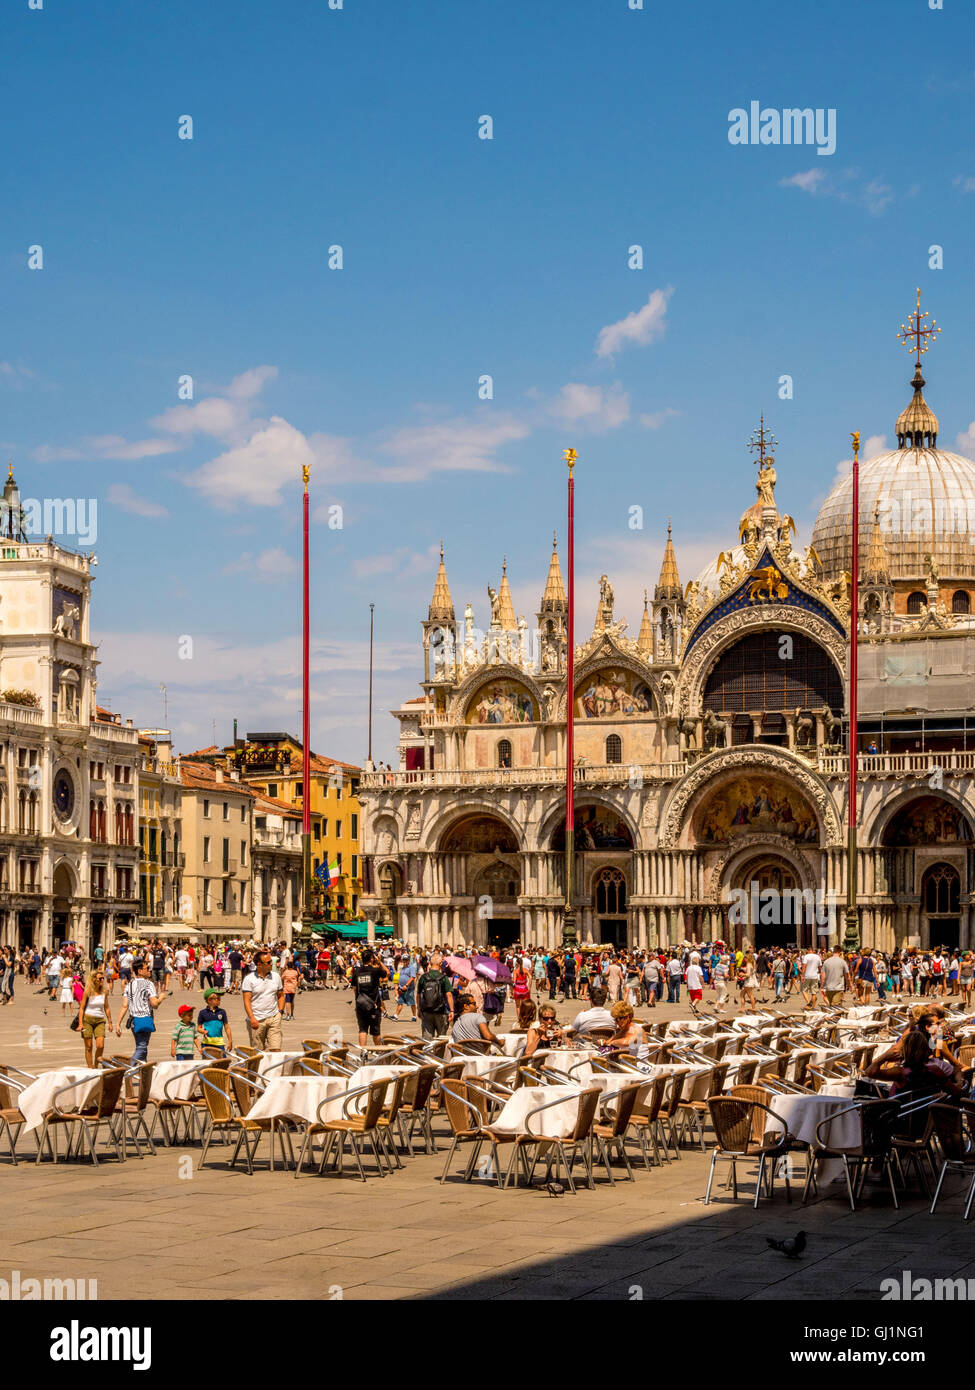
[3,0,974,762]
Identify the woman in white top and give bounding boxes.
[78,969,113,1067]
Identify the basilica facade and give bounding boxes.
[359,308,975,954]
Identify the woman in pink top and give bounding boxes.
[281,964,300,1019]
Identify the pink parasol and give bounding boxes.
[444,954,475,981]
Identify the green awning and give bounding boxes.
[334,921,368,940]
[373,922,393,938]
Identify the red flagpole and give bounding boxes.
[845,432,860,948]
[301,465,312,936]
[563,447,577,946]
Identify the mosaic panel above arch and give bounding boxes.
[575,667,654,719]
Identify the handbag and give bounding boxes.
[69,1016,80,1032]
[482,990,503,1014]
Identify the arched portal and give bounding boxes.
[593,866,627,948]
[921,862,961,952]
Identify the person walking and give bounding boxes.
[77,969,113,1067]
[416,953,454,1040]
[241,949,285,1051]
[116,958,167,1063]
[665,953,682,1004]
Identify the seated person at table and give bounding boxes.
[450,993,498,1047]
[605,1001,646,1054]
[863,1029,964,1098]
[564,986,615,1039]
[515,999,537,1033]
[523,1005,565,1059]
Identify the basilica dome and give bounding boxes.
[811,365,975,582]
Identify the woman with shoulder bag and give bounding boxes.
[115,957,167,1063]
[77,969,113,1067]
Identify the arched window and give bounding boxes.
[952,590,971,614]
[497,739,512,770]
[594,866,626,915]
[907,591,926,615]
[605,734,622,764]
[923,863,960,915]
[703,631,843,714]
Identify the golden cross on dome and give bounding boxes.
[898,287,940,365]
[747,414,776,469]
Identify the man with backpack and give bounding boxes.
[416,953,454,1039]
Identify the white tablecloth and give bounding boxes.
[494,1034,527,1057]
[664,1019,715,1037]
[586,1071,653,1114]
[246,1075,342,1125]
[18,1068,104,1132]
[458,1055,517,1081]
[764,1091,860,1151]
[536,1048,594,1079]
[256,1051,308,1078]
[645,1062,710,1102]
[490,1084,584,1139]
[150,1059,211,1103]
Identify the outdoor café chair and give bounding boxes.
[300,1038,323,1052]
[115,1061,156,1158]
[590,1081,644,1185]
[397,1064,440,1155]
[627,1075,670,1168]
[428,1059,466,1131]
[929,1104,975,1218]
[890,1094,941,1196]
[801,1097,901,1211]
[518,1087,603,1193]
[438,1078,510,1187]
[305,1079,391,1181]
[375,1074,410,1171]
[35,1067,127,1167]
[675,1062,730,1149]
[660,1067,692,1154]
[197,1067,294,1175]
[704,1094,800,1207]
[0,1066,30,1165]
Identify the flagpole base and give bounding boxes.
[843,906,860,952]
[561,907,578,949]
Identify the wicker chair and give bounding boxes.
[0,1067,30,1165]
[626,1076,670,1168]
[590,1082,644,1185]
[438,1079,509,1186]
[310,1079,392,1181]
[801,1098,901,1211]
[396,1064,439,1155]
[704,1094,799,1207]
[509,1087,602,1193]
[675,1062,730,1150]
[116,1061,156,1158]
[35,1068,127,1166]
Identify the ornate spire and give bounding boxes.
[540,531,566,611]
[748,416,778,511]
[497,556,517,629]
[428,541,455,622]
[636,589,653,654]
[863,509,890,586]
[896,288,940,448]
[655,520,682,599]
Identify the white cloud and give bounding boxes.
[639,408,680,430]
[779,168,894,216]
[33,435,181,463]
[185,418,353,508]
[0,362,37,389]
[106,483,169,518]
[595,287,673,360]
[548,382,630,432]
[352,543,440,581]
[956,423,975,457]
[953,175,975,193]
[224,547,298,580]
[151,366,278,444]
[830,433,888,487]
[377,414,528,481]
[780,169,827,194]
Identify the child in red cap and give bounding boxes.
[172,1005,198,1061]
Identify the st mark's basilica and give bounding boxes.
[359,297,975,954]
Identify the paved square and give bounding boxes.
[0,980,970,1301]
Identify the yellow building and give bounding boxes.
[218,733,363,924]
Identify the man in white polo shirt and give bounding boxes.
[242,949,285,1050]
[800,947,824,1006]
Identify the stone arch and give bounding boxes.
[52,859,77,899]
[543,797,638,852]
[871,788,975,847]
[370,815,399,856]
[554,640,658,720]
[448,664,544,726]
[675,605,847,720]
[659,746,842,848]
[434,807,522,853]
[707,833,822,906]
